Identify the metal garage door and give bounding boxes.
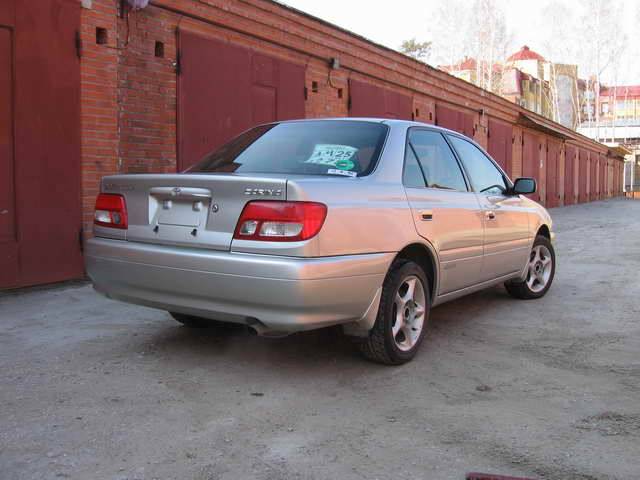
[435,104,474,138]
[578,149,588,203]
[599,153,606,200]
[487,118,513,175]
[564,145,576,205]
[590,151,598,201]
[348,79,412,120]
[522,131,541,202]
[546,139,561,208]
[0,0,82,289]
[177,31,305,171]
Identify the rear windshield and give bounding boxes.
[187,121,388,177]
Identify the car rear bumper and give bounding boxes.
[85,237,392,334]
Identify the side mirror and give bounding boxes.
[512,177,536,195]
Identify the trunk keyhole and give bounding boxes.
[191,228,197,237]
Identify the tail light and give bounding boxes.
[234,201,327,242]
[94,193,128,229]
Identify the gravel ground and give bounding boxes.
[1,198,639,480]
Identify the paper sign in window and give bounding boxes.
[305,144,358,167]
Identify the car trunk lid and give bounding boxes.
[99,174,286,251]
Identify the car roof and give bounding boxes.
[275,117,464,137]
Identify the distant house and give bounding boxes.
[598,85,640,127]
[439,45,583,130]
[578,85,640,192]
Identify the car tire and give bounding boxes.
[505,235,556,300]
[169,312,218,328]
[356,259,431,365]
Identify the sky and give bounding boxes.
[279,0,640,85]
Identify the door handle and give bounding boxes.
[420,210,433,221]
[485,211,496,220]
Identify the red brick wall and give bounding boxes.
[116,5,177,174]
[79,0,623,234]
[80,0,119,234]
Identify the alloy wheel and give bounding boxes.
[392,275,426,351]
[526,245,553,293]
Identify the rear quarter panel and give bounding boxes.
[289,178,417,256]
[231,122,421,258]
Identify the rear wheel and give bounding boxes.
[169,312,218,328]
[356,259,430,365]
[505,235,555,299]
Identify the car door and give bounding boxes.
[403,128,484,296]
[447,134,531,281]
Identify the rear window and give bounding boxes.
[187,121,388,177]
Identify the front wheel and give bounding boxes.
[505,235,556,299]
[356,259,431,365]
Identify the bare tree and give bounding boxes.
[429,0,469,69]
[540,2,564,124]
[464,0,512,94]
[540,1,582,128]
[578,0,627,139]
[399,38,432,62]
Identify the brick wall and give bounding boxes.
[79,0,625,235]
[80,0,119,235]
[116,5,177,174]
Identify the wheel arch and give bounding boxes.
[393,242,439,302]
[536,224,551,240]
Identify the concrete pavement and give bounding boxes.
[1,198,639,480]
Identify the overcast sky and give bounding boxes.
[279,0,640,85]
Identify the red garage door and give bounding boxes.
[0,0,82,289]
[599,154,606,200]
[578,149,588,203]
[487,118,513,176]
[348,79,412,120]
[522,131,541,202]
[564,145,576,205]
[546,139,561,208]
[435,104,474,138]
[178,31,305,171]
[590,151,598,201]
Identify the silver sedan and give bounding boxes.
[85,118,555,364]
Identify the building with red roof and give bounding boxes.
[439,45,585,130]
[599,85,640,126]
[507,45,546,63]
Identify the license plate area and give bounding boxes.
[158,199,207,227]
[149,187,211,228]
